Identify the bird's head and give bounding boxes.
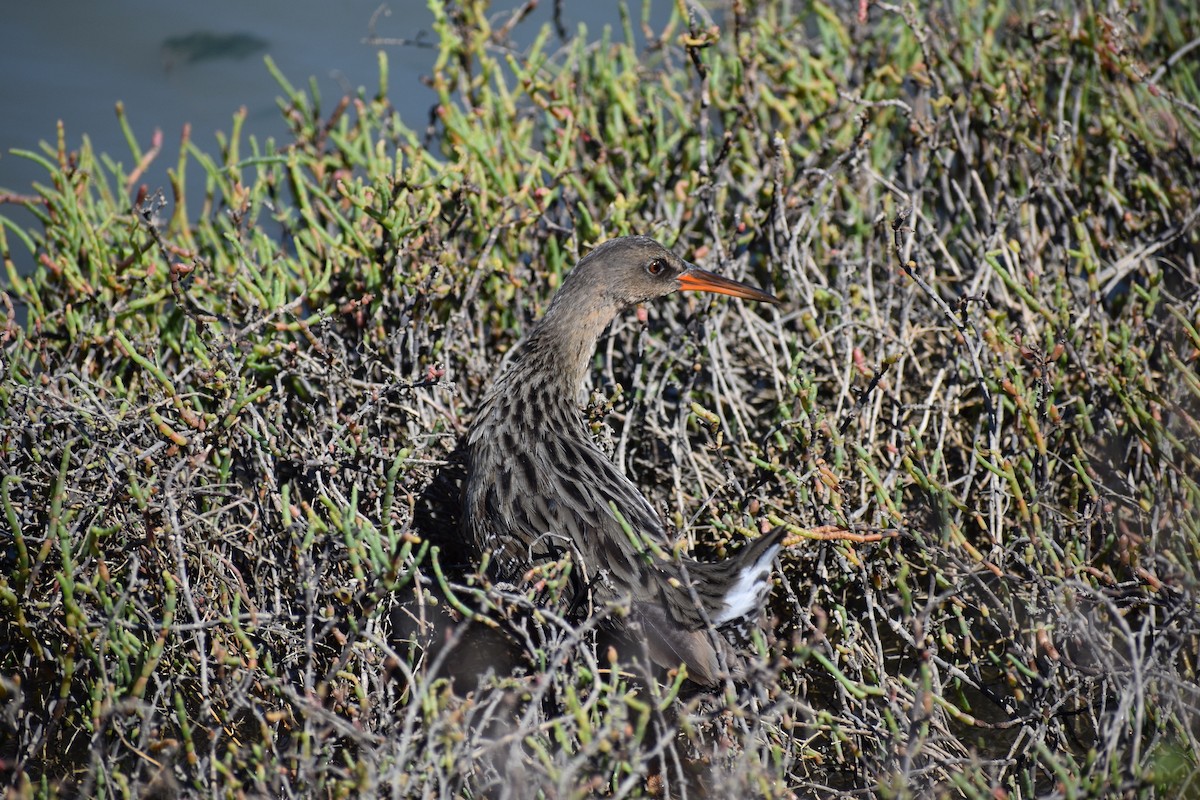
[565,235,780,309]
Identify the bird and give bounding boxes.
[461,235,784,686]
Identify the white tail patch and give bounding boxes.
[714,544,780,625]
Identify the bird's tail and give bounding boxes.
[706,528,785,627]
[630,529,785,686]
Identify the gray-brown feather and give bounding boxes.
[461,236,781,685]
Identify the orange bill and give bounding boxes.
[677,266,781,305]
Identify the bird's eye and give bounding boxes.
[646,258,667,276]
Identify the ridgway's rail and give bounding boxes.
[462,236,784,686]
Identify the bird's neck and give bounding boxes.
[507,287,620,400]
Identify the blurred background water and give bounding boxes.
[0,1,674,273]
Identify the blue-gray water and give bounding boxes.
[0,1,674,275]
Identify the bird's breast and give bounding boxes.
[463,389,667,582]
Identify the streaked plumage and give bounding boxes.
[462,236,783,686]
